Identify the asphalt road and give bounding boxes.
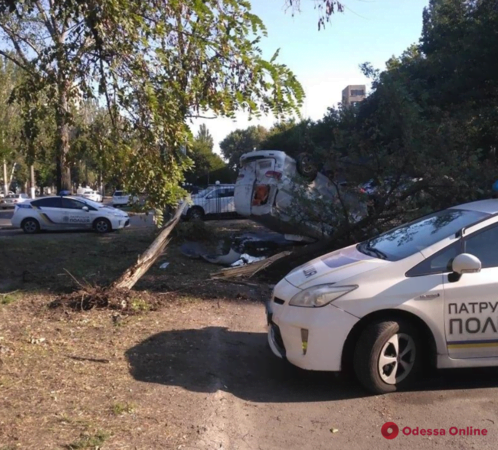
[128,299,498,450]
[0,206,154,236]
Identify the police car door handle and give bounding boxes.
[417,293,440,300]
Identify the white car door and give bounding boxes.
[31,197,63,228]
[444,224,498,359]
[203,188,221,215]
[61,198,93,229]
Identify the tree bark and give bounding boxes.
[56,82,71,193]
[112,203,187,290]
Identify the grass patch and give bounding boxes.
[0,291,21,305]
[130,298,150,312]
[67,430,110,449]
[112,401,135,416]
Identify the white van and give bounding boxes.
[234,150,363,240]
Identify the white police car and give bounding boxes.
[267,199,498,393]
[11,196,129,234]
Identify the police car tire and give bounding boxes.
[353,319,421,394]
[21,218,40,234]
[188,206,204,221]
[94,218,112,233]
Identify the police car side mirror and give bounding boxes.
[449,253,481,282]
[82,206,89,212]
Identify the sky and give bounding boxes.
[191,0,430,154]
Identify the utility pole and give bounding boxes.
[30,164,36,198]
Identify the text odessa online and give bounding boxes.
[402,426,488,436]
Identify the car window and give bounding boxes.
[465,225,498,269]
[31,197,62,208]
[62,198,87,210]
[5,194,16,199]
[360,209,488,262]
[406,242,460,277]
[114,191,123,196]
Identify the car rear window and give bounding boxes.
[114,191,123,196]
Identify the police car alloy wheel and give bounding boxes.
[22,218,40,234]
[94,218,111,233]
[353,320,420,394]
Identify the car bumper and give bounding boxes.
[268,278,359,371]
[112,218,130,229]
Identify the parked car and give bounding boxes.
[80,189,102,202]
[267,198,498,394]
[0,191,15,199]
[182,184,236,220]
[0,193,30,209]
[11,196,129,234]
[112,190,130,206]
[234,150,365,240]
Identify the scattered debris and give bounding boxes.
[231,254,266,267]
[159,262,170,269]
[211,251,291,279]
[330,428,339,434]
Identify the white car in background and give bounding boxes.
[11,196,129,234]
[80,189,102,202]
[267,199,498,394]
[112,190,139,206]
[182,184,236,220]
[0,193,30,209]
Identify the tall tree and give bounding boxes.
[187,125,227,185]
[220,125,269,170]
[0,0,304,203]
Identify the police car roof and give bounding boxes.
[451,199,498,215]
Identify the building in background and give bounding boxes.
[342,85,366,107]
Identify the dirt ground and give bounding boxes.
[2,220,498,449]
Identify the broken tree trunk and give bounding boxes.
[112,203,187,290]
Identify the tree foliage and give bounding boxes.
[224,0,498,249]
[0,0,304,208]
[220,125,269,170]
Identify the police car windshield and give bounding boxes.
[196,188,214,198]
[359,209,488,261]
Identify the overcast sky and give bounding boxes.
[191,0,429,154]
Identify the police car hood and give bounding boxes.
[285,244,386,289]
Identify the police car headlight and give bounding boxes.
[289,284,358,308]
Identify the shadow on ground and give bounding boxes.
[126,327,498,403]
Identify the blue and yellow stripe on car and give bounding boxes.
[447,339,498,349]
[31,205,56,225]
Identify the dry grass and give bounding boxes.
[0,220,270,449]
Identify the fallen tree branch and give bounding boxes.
[111,202,187,290]
[210,251,292,280]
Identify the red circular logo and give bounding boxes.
[381,422,399,439]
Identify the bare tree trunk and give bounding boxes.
[30,164,36,198]
[56,83,71,193]
[112,203,187,290]
[2,158,8,196]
